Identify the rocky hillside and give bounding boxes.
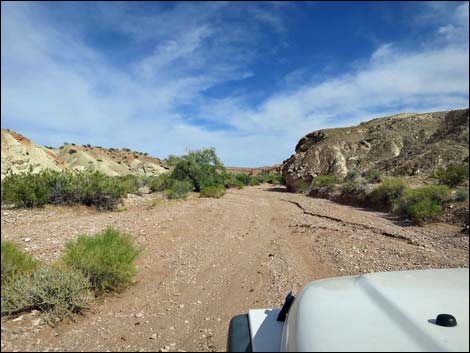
[1,129,169,179]
[282,109,469,191]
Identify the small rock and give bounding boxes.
[32,318,42,326]
[23,238,31,243]
[12,315,23,322]
[135,312,144,318]
[150,333,158,340]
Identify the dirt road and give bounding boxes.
[1,185,468,352]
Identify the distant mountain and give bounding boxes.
[1,129,169,180]
[282,109,469,191]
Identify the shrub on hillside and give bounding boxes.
[404,199,444,225]
[200,184,226,198]
[363,169,383,183]
[222,173,244,189]
[345,169,360,181]
[367,178,407,211]
[170,148,225,191]
[63,228,141,294]
[1,241,38,283]
[148,173,170,192]
[434,163,469,187]
[166,180,193,200]
[1,266,91,322]
[395,185,450,224]
[340,177,368,194]
[452,189,469,202]
[311,175,340,188]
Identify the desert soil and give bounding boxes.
[1,185,468,352]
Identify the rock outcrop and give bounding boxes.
[1,129,169,180]
[282,109,469,191]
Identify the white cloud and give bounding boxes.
[1,2,468,167]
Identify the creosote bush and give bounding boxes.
[200,184,226,198]
[368,178,407,211]
[166,180,193,199]
[63,228,141,294]
[1,241,38,283]
[363,169,383,183]
[1,266,91,323]
[434,163,469,187]
[311,175,340,188]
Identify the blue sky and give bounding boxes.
[1,1,469,167]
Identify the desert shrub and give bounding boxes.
[1,241,38,283]
[452,189,469,202]
[63,228,141,294]
[170,148,225,191]
[363,169,383,183]
[222,173,244,189]
[166,179,192,200]
[311,175,340,188]
[1,170,126,210]
[148,173,171,192]
[200,184,226,198]
[340,177,368,194]
[434,163,469,187]
[395,185,450,224]
[404,199,444,225]
[249,178,260,186]
[165,154,182,166]
[75,172,126,210]
[345,169,360,181]
[235,173,252,186]
[1,171,50,208]
[1,266,91,322]
[255,173,284,185]
[368,178,407,211]
[116,175,140,194]
[68,149,77,154]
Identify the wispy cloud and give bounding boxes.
[1,2,468,167]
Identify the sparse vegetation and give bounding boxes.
[68,149,77,154]
[200,184,226,198]
[63,228,141,294]
[363,169,383,183]
[148,173,170,192]
[1,170,126,210]
[434,163,469,187]
[1,241,38,283]
[452,189,469,202]
[1,266,91,323]
[166,179,193,199]
[235,173,252,186]
[311,175,340,188]
[367,178,407,211]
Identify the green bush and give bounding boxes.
[435,163,469,187]
[363,169,383,183]
[311,175,340,188]
[166,180,193,200]
[63,228,141,294]
[200,184,226,198]
[222,173,244,189]
[249,178,260,186]
[1,241,38,283]
[1,266,91,322]
[452,189,469,202]
[235,173,252,186]
[255,173,285,185]
[340,177,368,194]
[405,199,444,225]
[1,170,126,210]
[395,185,450,224]
[368,178,407,211]
[1,171,51,208]
[75,172,126,210]
[170,148,225,191]
[148,173,170,192]
[345,169,360,181]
